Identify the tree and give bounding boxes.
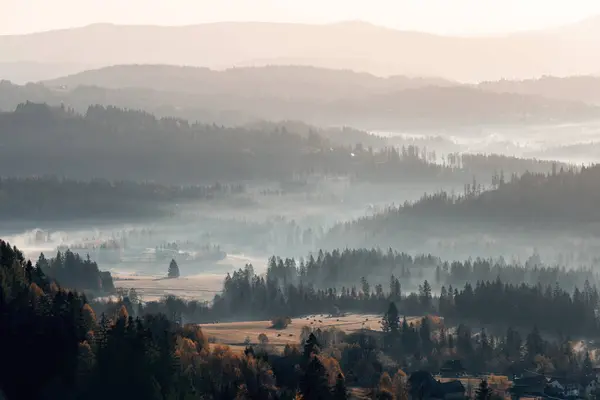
[303,333,321,358]
[300,356,331,400]
[168,259,180,278]
[393,370,409,400]
[583,351,594,377]
[332,373,348,400]
[381,302,400,334]
[258,333,269,345]
[361,277,370,298]
[526,325,544,359]
[419,280,432,310]
[476,379,491,400]
[271,316,292,330]
[377,373,395,400]
[81,303,97,333]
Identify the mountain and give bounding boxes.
[0,61,94,84]
[2,19,600,82]
[3,76,599,130]
[43,64,456,101]
[478,76,600,105]
[323,165,599,260]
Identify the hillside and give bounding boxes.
[0,102,559,185]
[1,19,600,82]
[3,73,600,129]
[324,165,600,257]
[479,75,600,105]
[43,64,456,100]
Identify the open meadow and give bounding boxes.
[200,314,422,353]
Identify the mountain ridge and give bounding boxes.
[2,19,600,82]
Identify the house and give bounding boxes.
[509,375,548,399]
[584,377,599,397]
[440,360,467,378]
[409,371,465,400]
[546,377,585,399]
[435,381,466,400]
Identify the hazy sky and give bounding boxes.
[2,0,600,36]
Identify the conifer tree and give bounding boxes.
[300,356,331,400]
[168,259,180,278]
[332,373,348,400]
[381,302,400,334]
[476,379,491,400]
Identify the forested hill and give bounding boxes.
[3,74,600,129]
[0,177,239,222]
[43,65,454,99]
[0,102,559,184]
[326,165,599,247]
[478,75,600,105]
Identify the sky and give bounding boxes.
[2,0,600,36]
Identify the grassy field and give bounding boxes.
[201,313,423,352]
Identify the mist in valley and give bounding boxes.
[5,3,600,398]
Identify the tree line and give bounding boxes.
[262,249,597,293]
[103,252,600,339]
[0,176,241,221]
[324,164,600,253]
[349,164,598,230]
[0,102,559,185]
[35,250,116,294]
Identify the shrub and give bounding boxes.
[270,316,292,330]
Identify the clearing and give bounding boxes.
[201,313,422,352]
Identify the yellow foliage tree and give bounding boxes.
[118,305,129,321]
[29,282,44,298]
[393,370,409,400]
[319,355,344,386]
[379,372,393,393]
[82,303,97,332]
[49,282,59,294]
[176,336,199,368]
[181,324,209,352]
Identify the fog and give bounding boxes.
[8,6,600,396]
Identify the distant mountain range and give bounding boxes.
[478,76,600,105]
[42,64,456,101]
[2,65,600,130]
[1,18,600,82]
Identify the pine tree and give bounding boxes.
[168,259,180,278]
[300,356,331,400]
[420,280,432,310]
[381,302,400,334]
[332,373,348,400]
[476,379,491,400]
[303,333,321,358]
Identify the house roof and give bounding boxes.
[513,375,548,386]
[440,360,466,372]
[439,381,465,394]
